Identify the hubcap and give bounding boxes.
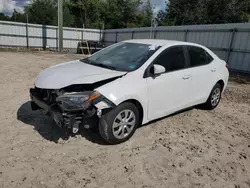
[112,110,136,139]
[211,88,221,107]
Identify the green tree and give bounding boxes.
[10,9,27,23]
[103,0,143,29]
[159,0,250,26]
[68,0,144,29]
[0,13,11,21]
[24,0,57,25]
[67,0,105,28]
[205,0,250,24]
[165,0,206,25]
[24,0,74,26]
[156,10,167,26]
[140,0,153,27]
[62,4,75,27]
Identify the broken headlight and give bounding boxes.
[56,91,101,111]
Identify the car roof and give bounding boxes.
[123,39,219,59]
[123,39,204,48]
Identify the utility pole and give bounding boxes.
[58,0,63,52]
[26,11,29,49]
[150,5,156,39]
[26,12,29,23]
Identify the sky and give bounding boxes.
[150,0,166,14]
[0,0,166,16]
[0,0,30,15]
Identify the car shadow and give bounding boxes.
[17,101,108,145]
[138,106,195,129]
[17,102,205,145]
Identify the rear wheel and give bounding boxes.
[203,83,222,110]
[99,102,139,144]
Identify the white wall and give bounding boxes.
[103,23,250,73]
[0,21,102,49]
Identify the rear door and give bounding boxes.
[146,46,192,121]
[185,46,215,105]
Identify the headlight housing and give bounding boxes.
[56,91,101,111]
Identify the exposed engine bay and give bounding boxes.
[30,78,119,134]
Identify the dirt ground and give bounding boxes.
[0,51,250,188]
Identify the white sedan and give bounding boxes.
[30,39,229,144]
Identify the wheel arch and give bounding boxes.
[120,99,144,125]
[205,79,226,103]
[217,79,225,90]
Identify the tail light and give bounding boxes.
[225,64,229,70]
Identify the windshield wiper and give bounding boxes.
[81,59,120,71]
[94,63,118,71]
[80,58,91,63]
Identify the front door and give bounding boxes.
[146,46,192,121]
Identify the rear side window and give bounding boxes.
[188,46,213,67]
[153,46,186,72]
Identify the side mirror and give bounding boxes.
[151,64,166,75]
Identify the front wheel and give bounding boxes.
[99,102,139,144]
[203,83,222,110]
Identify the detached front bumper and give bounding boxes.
[30,88,65,127]
[29,88,116,132]
[30,89,49,111]
[29,88,97,130]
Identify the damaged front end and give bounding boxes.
[30,84,115,134]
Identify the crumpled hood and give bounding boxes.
[35,60,126,89]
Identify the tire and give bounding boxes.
[203,83,222,110]
[99,102,140,144]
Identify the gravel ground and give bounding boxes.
[0,51,250,188]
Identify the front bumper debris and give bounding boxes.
[29,88,98,131]
[30,89,50,111]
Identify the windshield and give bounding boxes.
[80,42,161,72]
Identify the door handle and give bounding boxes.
[182,75,191,80]
[211,68,216,72]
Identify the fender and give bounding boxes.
[95,71,149,124]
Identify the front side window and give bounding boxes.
[81,42,161,72]
[188,46,213,67]
[153,46,186,72]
